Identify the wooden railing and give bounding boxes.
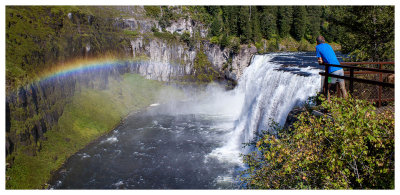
[319,62,394,107]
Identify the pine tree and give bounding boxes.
[305,6,322,43]
[250,6,262,42]
[220,6,231,35]
[278,6,293,38]
[204,6,220,16]
[229,6,239,36]
[260,6,278,40]
[330,6,394,61]
[210,17,222,37]
[239,6,252,43]
[291,6,307,41]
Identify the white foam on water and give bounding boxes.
[114,149,122,156]
[214,174,234,185]
[114,180,124,186]
[113,180,124,188]
[80,153,91,159]
[100,136,118,144]
[152,120,158,125]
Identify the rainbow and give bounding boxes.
[36,56,136,83]
[7,54,178,93]
[6,56,143,94]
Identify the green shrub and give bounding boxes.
[240,96,394,189]
[191,45,219,83]
[153,31,177,43]
[123,29,139,38]
[297,39,312,51]
[222,57,233,71]
[255,41,264,53]
[228,36,240,54]
[144,6,161,18]
[151,25,159,33]
[179,31,194,48]
[220,34,229,48]
[210,36,219,45]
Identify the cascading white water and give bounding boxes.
[208,53,322,164]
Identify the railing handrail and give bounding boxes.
[341,62,394,65]
[323,63,395,74]
[320,62,394,107]
[318,72,394,88]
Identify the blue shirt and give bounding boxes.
[316,43,342,73]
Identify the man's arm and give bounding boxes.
[316,46,323,64]
[317,57,323,65]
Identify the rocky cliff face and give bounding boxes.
[207,42,257,81]
[128,36,256,82]
[121,12,257,82]
[129,37,194,81]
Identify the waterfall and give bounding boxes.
[208,53,321,164]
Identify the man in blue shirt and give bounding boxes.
[316,35,348,101]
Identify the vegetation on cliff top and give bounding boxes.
[6,74,181,189]
[240,96,394,189]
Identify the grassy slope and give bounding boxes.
[6,74,179,189]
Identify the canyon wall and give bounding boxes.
[6,14,257,159]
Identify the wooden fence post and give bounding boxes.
[324,64,329,97]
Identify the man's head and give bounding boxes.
[316,35,325,45]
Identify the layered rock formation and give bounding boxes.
[128,36,256,82]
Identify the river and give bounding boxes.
[50,52,339,189]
